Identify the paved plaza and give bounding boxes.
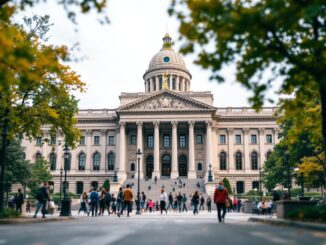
[0,212,325,245]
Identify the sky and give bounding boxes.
[18,0,279,110]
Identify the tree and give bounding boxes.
[298,156,324,189]
[27,157,52,197]
[170,0,326,185]
[222,177,232,195]
[102,179,110,191]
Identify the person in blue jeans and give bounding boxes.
[89,188,99,217]
[33,182,50,218]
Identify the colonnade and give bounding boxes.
[144,75,190,93]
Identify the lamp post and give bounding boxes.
[114,167,119,182]
[259,166,263,201]
[284,151,291,200]
[136,148,142,215]
[294,167,304,197]
[60,144,71,216]
[208,163,213,182]
[58,166,63,211]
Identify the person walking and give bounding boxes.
[207,196,212,213]
[99,189,106,216]
[177,193,183,213]
[159,189,168,214]
[111,194,117,215]
[15,189,24,215]
[154,176,158,184]
[117,187,123,213]
[89,188,99,217]
[118,184,133,217]
[105,189,112,215]
[78,192,88,215]
[148,199,155,212]
[214,181,229,223]
[33,182,50,218]
[26,200,31,213]
[167,192,174,211]
[182,193,187,212]
[199,196,205,211]
[192,191,200,215]
[141,192,146,212]
[233,197,238,212]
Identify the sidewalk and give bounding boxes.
[249,216,326,232]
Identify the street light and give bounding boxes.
[208,163,213,182]
[113,167,119,182]
[136,148,142,215]
[284,151,291,200]
[58,166,63,211]
[294,167,304,197]
[60,144,71,216]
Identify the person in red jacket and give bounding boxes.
[214,181,229,223]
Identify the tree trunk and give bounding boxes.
[0,119,8,213]
[319,84,326,194]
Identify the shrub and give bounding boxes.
[287,205,326,222]
[0,208,20,219]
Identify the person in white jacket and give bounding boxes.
[159,189,168,214]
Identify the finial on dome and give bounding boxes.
[162,33,172,50]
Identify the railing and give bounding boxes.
[216,107,277,113]
[77,109,116,117]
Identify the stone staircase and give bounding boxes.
[123,177,207,203]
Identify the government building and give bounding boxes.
[22,34,279,195]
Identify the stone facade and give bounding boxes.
[21,34,278,195]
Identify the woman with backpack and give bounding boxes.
[192,191,200,215]
[78,192,88,215]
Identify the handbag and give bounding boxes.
[225,199,231,208]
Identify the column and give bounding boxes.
[227,128,234,172]
[181,79,185,92]
[243,128,250,171]
[153,121,160,178]
[145,81,148,92]
[259,128,266,168]
[101,129,107,171]
[118,122,127,179]
[188,121,196,179]
[151,77,155,92]
[86,130,92,171]
[156,76,159,91]
[205,121,212,177]
[171,121,178,179]
[176,76,180,91]
[136,121,144,178]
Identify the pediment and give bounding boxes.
[117,90,216,113]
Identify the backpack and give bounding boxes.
[90,191,98,202]
[105,192,112,203]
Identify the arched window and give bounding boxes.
[76,181,84,195]
[107,152,115,170]
[93,152,101,171]
[91,181,98,189]
[220,152,227,170]
[252,181,259,190]
[266,151,272,160]
[78,153,86,171]
[235,151,242,170]
[251,152,258,170]
[197,163,203,171]
[236,181,244,194]
[35,152,42,161]
[130,162,135,172]
[49,153,56,171]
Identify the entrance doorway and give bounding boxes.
[161,154,171,177]
[146,155,154,178]
[179,155,188,177]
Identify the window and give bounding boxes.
[91,181,98,189]
[220,152,227,170]
[147,80,150,92]
[236,181,244,194]
[179,135,186,148]
[163,135,170,148]
[159,77,162,90]
[196,135,203,144]
[50,136,56,145]
[147,135,154,148]
[36,137,42,145]
[235,152,242,170]
[79,136,85,145]
[93,152,100,171]
[197,163,203,171]
[251,152,258,170]
[219,135,226,144]
[251,134,257,144]
[76,182,83,195]
[266,134,273,144]
[130,162,135,172]
[94,136,100,145]
[78,153,86,171]
[153,81,156,91]
[130,135,136,145]
[108,136,115,145]
[235,134,242,144]
[266,151,272,160]
[50,153,56,171]
[252,181,259,190]
[107,152,115,170]
[35,152,42,161]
